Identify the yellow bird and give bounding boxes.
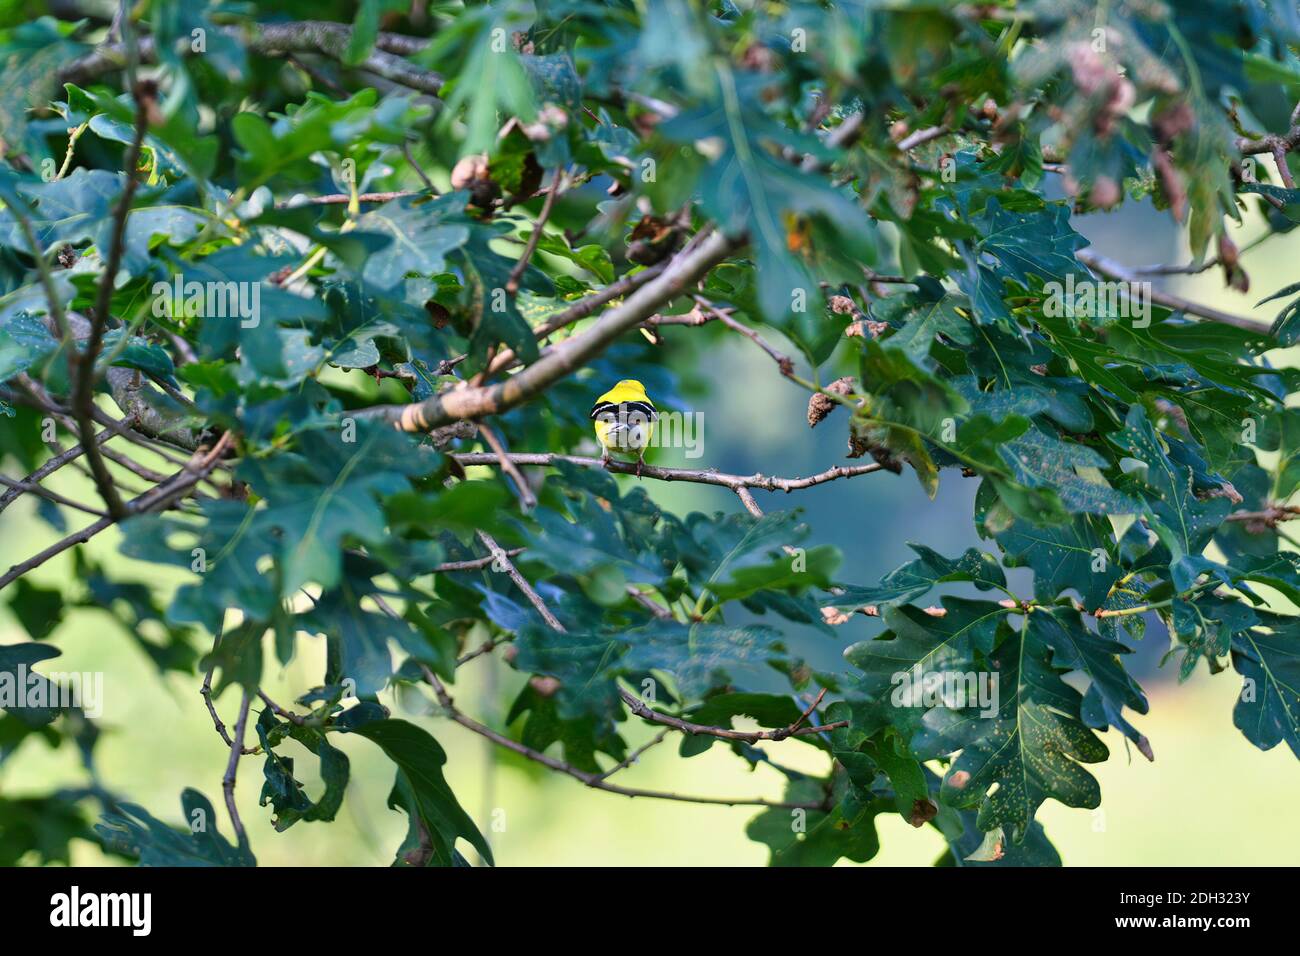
[590,379,658,476]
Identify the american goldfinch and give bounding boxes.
[590,379,658,476]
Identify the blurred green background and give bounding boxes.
[2,197,1299,866]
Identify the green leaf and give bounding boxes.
[95,789,255,867]
[342,717,493,867]
[830,544,1007,612]
[913,614,1109,844]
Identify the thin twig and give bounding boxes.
[456,635,514,667]
[434,549,525,573]
[595,729,670,781]
[734,486,764,518]
[690,296,795,375]
[475,530,564,631]
[221,691,253,854]
[0,474,107,517]
[506,169,564,296]
[478,425,536,510]
[258,691,308,726]
[618,688,846,742]
[420,666,828,811]
[897,125,948,151]
[0,418,125,514]
[452,452,882,493]
[201,627,259,754]
[402,141,437,192]
[275,191,417,209]
[74,79,152,520]
[0,433,233,590]
[624,585,673,619]
[483,260,672,376]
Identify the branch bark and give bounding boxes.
[420,666,829,811]
[1076,249,1269,332]
[618,688,846,742]
[74,84,152,520]
[58,21,442,95]
[453,451,882,493]
[0,432,232,590]
[356,230,745,432]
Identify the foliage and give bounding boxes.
[1,0,1299,867]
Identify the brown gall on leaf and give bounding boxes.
[909,799,938,828]
[1088,175,1122,210]
[529,676,562,698]
[820,606,852,626]
[1067,42,1135,138]
[829,294,858,316]
[1218,234,1250,293]
[1152,102,1194,222]
[425,299,451,329]
[450,153,501,210]
[948,770,971,789]
[1198,480,1243,506]
[626,214,684,265]
[807,376,855,428]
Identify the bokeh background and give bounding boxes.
[2,189,1299,866]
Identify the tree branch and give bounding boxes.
[419,666,829,811]
[0,432,232,590]
[0,473,107,517]
[356,230,746,432]
[506,169,563,296]
[475,530,563,630]
[453,451,882,493]
[618,687,846,742]
[58,21,442,95]
[1076,249,1269,332]
[221,690,254,855]
[0,419,124,515]
[74,82,153,520]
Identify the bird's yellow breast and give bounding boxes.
[591,379,657,455]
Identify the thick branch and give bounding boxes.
[1076,249,1268,332]
[357,230,745,432]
